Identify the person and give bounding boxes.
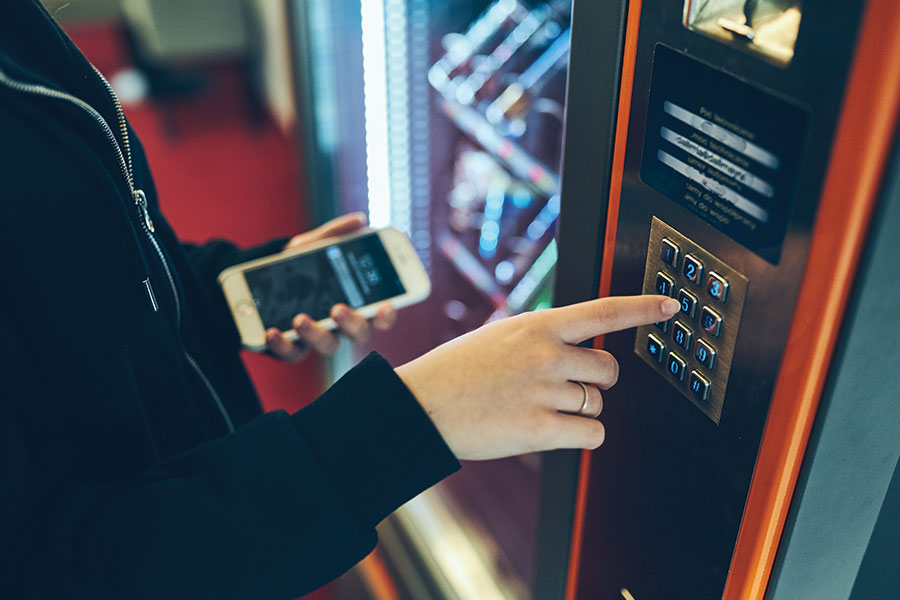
[0,1,680,598]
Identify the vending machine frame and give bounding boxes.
[534,0,900,598]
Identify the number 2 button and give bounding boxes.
[683,254,703,285]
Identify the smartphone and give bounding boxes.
[218,227,431,350]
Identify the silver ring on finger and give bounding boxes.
[576,381,591,415]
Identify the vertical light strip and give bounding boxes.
[384,0,413,235]
[361,0,392,227]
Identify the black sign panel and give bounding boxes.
[640,45,809,264]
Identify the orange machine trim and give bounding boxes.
[722,0,900,598]
[357,549,400,600]
[564,1,644,598]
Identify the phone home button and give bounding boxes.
[236,300,255,316]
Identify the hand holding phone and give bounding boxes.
[266,302,399,361]
[218,224,430,352]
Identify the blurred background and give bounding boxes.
[46,0,572,597]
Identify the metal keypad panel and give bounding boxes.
[634,217,749,424]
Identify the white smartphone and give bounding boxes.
[218,227,431,351]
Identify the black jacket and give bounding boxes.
[0,1,458,597]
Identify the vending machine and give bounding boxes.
[288,0,573,596]
[534,0,900,599]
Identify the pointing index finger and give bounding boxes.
[549,295,680,344]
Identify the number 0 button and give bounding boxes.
[707,272,729,303]
[667,352,687,381]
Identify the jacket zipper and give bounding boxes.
[0,64,234,433]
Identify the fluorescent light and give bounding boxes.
[361,0,392,228]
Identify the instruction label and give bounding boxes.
[640,45,809,264]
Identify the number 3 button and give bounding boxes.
[707,271,729,303]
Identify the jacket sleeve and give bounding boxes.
[1,314,459,600]
[182,237,290,298]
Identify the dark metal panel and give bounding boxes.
[767,127,900,600]
[551,0,627,311]
[532,449,582,600]
[573,1,868,598]
[532,1,628,599]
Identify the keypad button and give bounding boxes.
[689,371,711,401]
[682,254,704,285]
[655,319,670,334]
[667,352,687,381]
[677,289,698,319]
[700,306,723,337]
[647,334,665,363]
[656,272,675,297]
[660,238,680,269]
[707,272,729,303]
[695,340,717,370]
[672,321,693,351]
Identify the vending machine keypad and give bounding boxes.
[635,217,749,424]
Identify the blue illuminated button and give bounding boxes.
[672,321,693,351]
[647,333,665,363]
[707,272,729,303]
[689,370,711,401]
[655,319,670,334]
[660,238,680,269]
[700,306,723,337]
[677,288,698,319]
[695,340,717,370]
[667,352,687,381]
[682,254,704,285]
[656,272,675,297]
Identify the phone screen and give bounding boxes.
[243,232,406,331]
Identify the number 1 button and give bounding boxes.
[660,239,680,269]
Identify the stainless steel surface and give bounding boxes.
[634,216,749,424]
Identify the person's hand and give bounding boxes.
[395,294,681,460]
[264,213,398,362]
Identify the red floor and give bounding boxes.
[64,20,334,600]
